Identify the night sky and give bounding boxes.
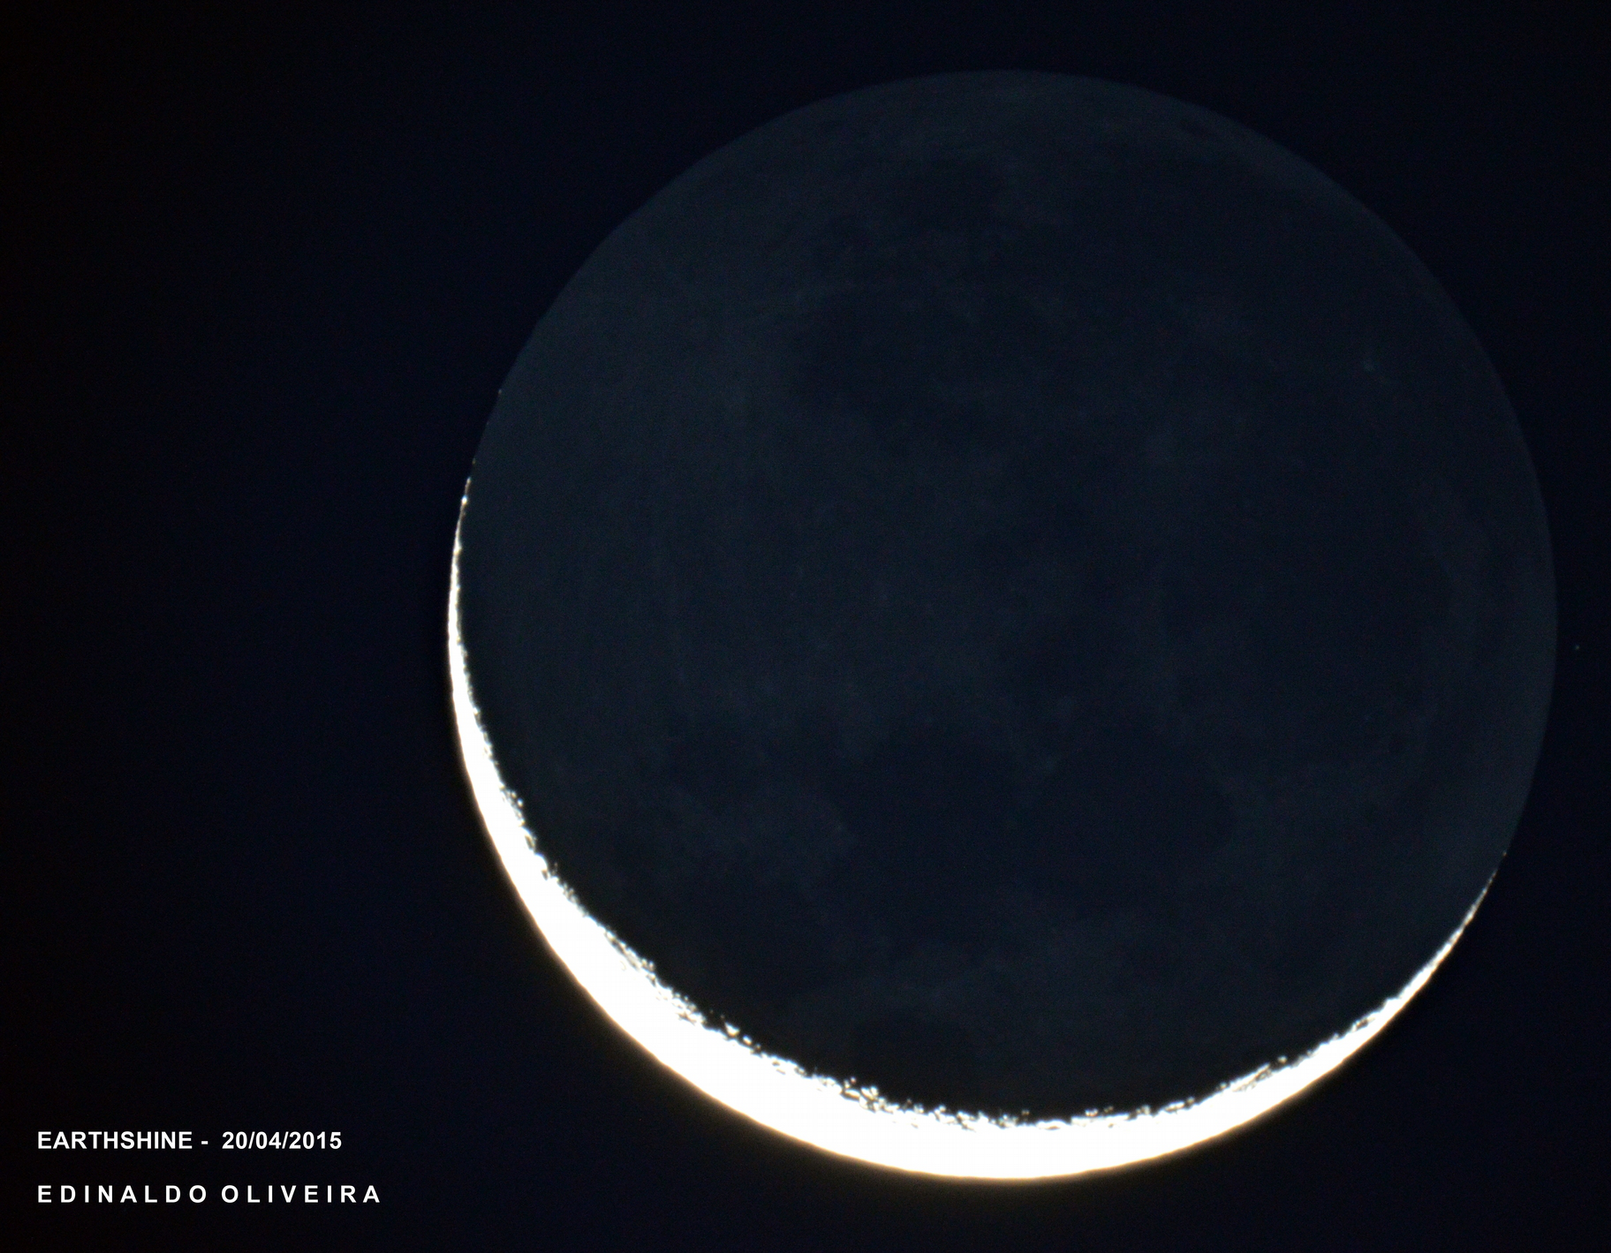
[6,3,1608,1248]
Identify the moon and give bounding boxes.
[449,72,1555,1179]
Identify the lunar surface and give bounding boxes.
[451,73,1555,1176]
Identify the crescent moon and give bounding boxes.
[448,505,1486,1180]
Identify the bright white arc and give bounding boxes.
[448,511,1488,1181]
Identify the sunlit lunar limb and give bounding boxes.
[449,515,1488,1181]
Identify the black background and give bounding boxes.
[5,2,1606,1248]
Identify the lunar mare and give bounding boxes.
[450,517,1486,1180]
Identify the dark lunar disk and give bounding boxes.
[457,73,1554,1121]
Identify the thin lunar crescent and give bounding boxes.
[449,514,1486,1181]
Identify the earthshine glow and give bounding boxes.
[449,505,1487,1180]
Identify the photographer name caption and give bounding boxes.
[36,1129,378,1205]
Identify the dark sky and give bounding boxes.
[4,2,1607,1248]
